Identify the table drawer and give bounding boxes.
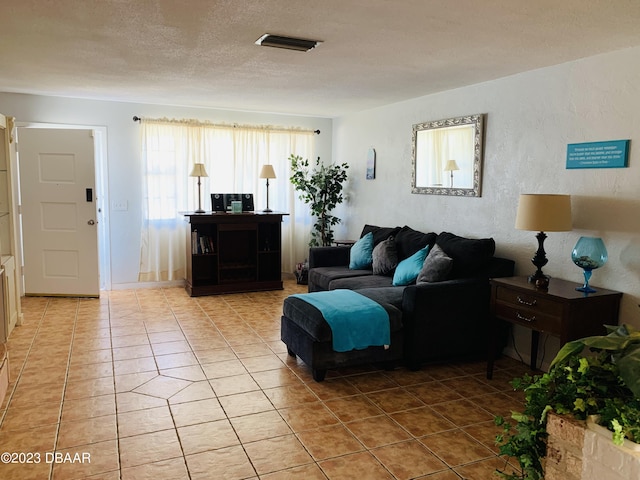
[495,303,561,334]
[496,287,564,317]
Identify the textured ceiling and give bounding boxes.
[2,1,640,117]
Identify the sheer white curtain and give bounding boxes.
[138,118,314,282]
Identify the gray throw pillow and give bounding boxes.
[372,236,398,275]
[417,244,453,283]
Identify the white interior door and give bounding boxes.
[18,128,99,296]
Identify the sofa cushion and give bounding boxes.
[372,236,398,275]
[309,266,372,291]
[349,232,374,269]
[436,232,496,278]
[394,226,437,260]
[360,224,402,247]
[329,274,394,290]
[417,244,453,283]
[392,245,430,286]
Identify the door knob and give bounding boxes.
[87,220,96,225]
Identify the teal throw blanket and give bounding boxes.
[291,289,390,352]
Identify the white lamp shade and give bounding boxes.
[515,194,572,232]
[443,160,460,171]
[259,164,277,179]
[189,163,208,177]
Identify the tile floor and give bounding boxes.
[0,279,526,479]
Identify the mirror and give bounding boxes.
[411,113,485,197]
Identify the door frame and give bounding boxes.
[15,122,111,293]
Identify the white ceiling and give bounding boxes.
[2,0,640,118]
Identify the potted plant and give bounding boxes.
[289,154,349,247]
[495,324,640,480]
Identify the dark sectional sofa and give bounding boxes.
[281,224,515,379]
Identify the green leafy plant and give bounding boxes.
[495,324,640,479]
[289,154,349,247]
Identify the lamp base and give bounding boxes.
[263,208,273,213]
[194,208,205,214]
[528,271,550,290]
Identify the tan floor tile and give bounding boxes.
[324,394,384,422]
[278,403,339,432]
[405,381,464,405]
[111,334,150,348]
[185,445,256,480]
[0,423,57,453]
[152,340,192,356]
[160,365,206,382]
[67,361,114,382]
[372,439,448,479]
[65,376,115,400]
[132,375,192,399]
[230,410,292,443]
[148,331,187,344]
[154,352,199,370]
[431,399,495,427]
[462,421,505,454]
[470,392,525,418]
[453,456,518,479]
[192,347,237,365]
[0,460,52,479]
[232,342,274,358]
[115,391,168,413]
[113,356,158,376]
[305,377,360,400]
[319,451,393,480]
[168,380,216,404]
[251,368,302,390]
[114,371,159,393]
[121,457,189,480]
[201,359,248,379]
[210,373,260,396]
[391,407,456,437]
[366,387,425,413]
[416,469,463,479]
[263,383,318,408]
[112,344,154,361]
[52,439,119,479]
[240,354,285,373]
[244,434,313,475]
[170,397,226,427]
[9,382,65,408]
[119,429,183,468]
[218,390,274,418]
[178,418,239,455]
[347,371,398,393]
[385,367,436,386]
[421,429,495,467]
[70,348,113,365]
[2,402,61,431]
[440,376,500,398]
[422,364,467,381]
[117,405,174,437]
[297,423,364,460]
[57,414,118,449]
[346,415,412,448]
[260,462,327,480]
[61,394,116,422]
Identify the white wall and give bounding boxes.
[332,46,640,365]
[0,93,333,287]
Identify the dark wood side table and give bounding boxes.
[487,276,622,379]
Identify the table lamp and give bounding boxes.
[259,164,276,212]
[189,163,208,213]
[515,193,572,288]
[443,160,459,188]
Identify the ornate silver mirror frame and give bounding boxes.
[411,113,485,197]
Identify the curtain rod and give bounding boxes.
[132,116,320,135]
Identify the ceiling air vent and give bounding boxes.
[255,34,322,52]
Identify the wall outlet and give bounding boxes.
[112,200,128,211]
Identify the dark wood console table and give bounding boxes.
[184,212,288,296]
[487,276,622,379]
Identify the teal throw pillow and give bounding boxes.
[349,232,374,269]
[392,245,430,286]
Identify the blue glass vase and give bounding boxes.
[571,236,608,293]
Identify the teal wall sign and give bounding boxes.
[566,140,630,169]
